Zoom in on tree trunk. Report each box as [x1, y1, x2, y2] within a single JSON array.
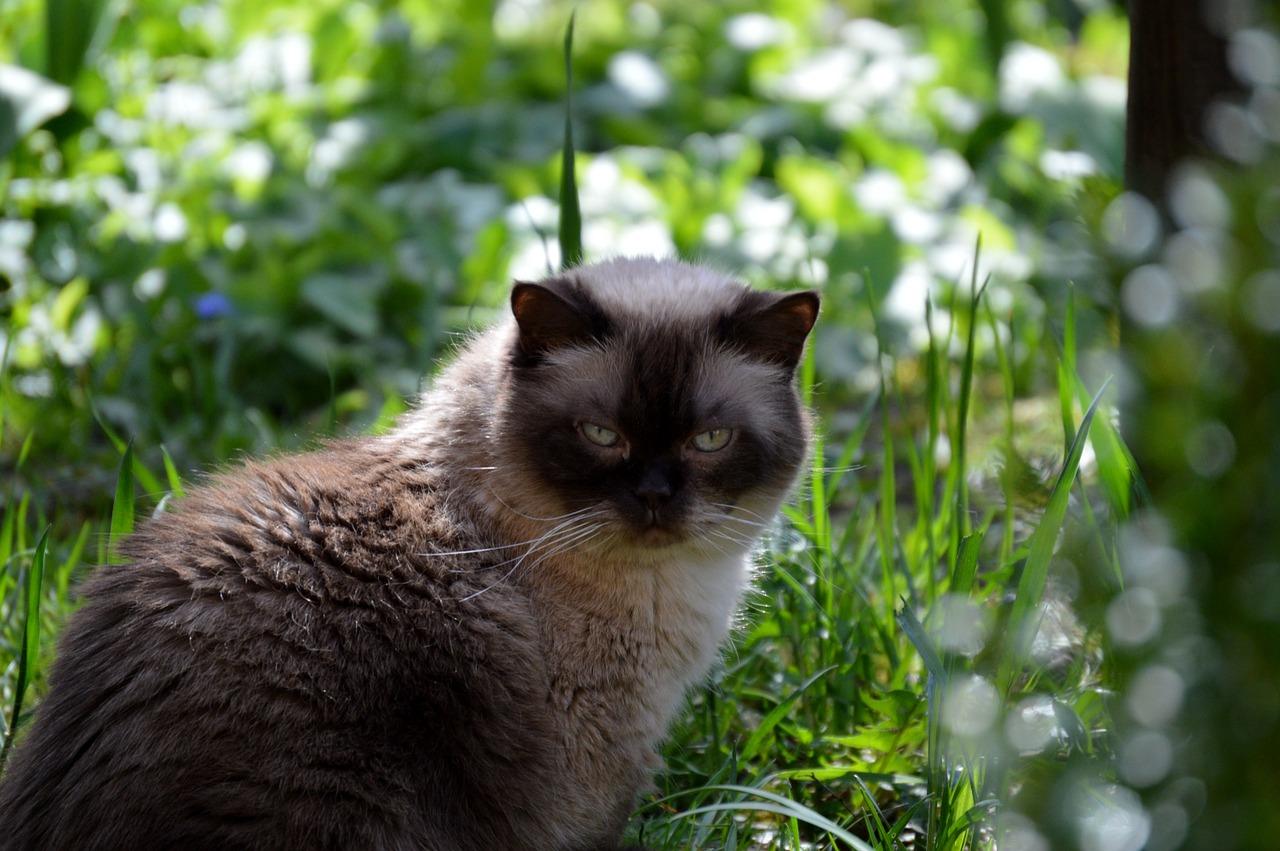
[[1122, 3, 1280, 849], [1124, 0, 1241, 213]]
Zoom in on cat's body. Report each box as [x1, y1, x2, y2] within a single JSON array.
[[0, 258, 818, 850]]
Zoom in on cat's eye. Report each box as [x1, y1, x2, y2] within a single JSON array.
[[691, 428, 733, 452], [580, 422, 621, 447]]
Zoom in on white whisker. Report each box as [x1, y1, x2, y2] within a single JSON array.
[[419, 505, 603, 561], [458, 510, 611, 601]]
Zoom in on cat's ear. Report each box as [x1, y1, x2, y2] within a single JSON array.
[[726, 290, 820, 370], [511, 281, 602, 358]]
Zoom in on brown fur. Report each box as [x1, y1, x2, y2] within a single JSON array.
[[0, 258, 818, 850]]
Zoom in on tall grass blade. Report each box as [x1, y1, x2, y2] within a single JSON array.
[[0, 335, 9, 444], [558, 12, 583, 269], [0, 500, 15, 578], [897, 601, 946, 686], [109, 441, 136, 564], [987, 304, 1017, 565], [160, 445, 186, 500], [1079, 409, 1133, 520], [45, 0, 113, 85], [1057, 287, 1078, 448], [1, 527, 47, 769], [739, 666, 833, 762], [669, 785, 875, 851], [56, 520, 91, 598], [951, 531, 983, 597], [801, 345, 829, 551], [897, 601, 946, 847], [865, 279, 902, 616], [91, 402, 164, 497], [999, 378, 1112, 691], [951, 240, 988, 545], [920, 296, 941, 585]]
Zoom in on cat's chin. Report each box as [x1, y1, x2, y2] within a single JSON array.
[[623, 524, 687, 550]]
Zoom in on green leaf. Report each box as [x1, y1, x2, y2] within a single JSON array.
[[557, 12, 582, 270]]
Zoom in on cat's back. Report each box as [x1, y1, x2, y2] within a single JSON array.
[[0, 442, 553, 850]]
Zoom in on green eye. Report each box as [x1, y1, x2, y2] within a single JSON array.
[[691, 428, 733, 452], [581, 422, 621, 447]]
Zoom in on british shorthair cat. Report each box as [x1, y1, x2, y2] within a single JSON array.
[[0, 257, 819, 850]]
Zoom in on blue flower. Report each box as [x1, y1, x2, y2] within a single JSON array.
[[194, 292, 234, 320]]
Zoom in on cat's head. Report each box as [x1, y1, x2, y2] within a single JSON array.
[[493, 258, 818, 562]]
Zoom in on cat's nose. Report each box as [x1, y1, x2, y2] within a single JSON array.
[[634, 465, 675, 512]]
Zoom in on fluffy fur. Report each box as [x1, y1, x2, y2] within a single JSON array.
[[0, 257, 818, 850]]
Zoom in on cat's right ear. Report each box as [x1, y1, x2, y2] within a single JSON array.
[[511, 281, 603, 359]]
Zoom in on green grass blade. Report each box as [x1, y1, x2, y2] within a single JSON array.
[[920, 296, 941, 582], [0, 499, 15, 577], [160, 444, 186, 500], [897, 601, 947, 686], [951, 243, 988, 545], [91, 403, 164, 496], [57, 520, 91, 598], [801, 344, 830, 551], [999, 378, 1113, 691], [671, 785, 876, 851], [1058, 286, 1078, 448], [1, 527, 47, 769], [558, 12, 583, 269], [109, 440, 136, 564], [987, 304, 1017, 565], [740, 666, 833, 762], [0, 335, 9, 445], [951, 531, 983, 596], [45, 0, 111, 85], [16, 430, 35, 469]]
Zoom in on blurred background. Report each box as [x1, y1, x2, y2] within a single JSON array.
[[2, 0, 1279, 848]]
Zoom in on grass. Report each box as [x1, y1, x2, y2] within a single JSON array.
[[623, 258, 1131, 847], [0, 6, 1139, 850], [0, 181, 1132, 851]]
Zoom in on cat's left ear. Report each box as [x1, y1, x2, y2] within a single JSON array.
[[511, 280, 604, 359], [729, 291, 820, 371]]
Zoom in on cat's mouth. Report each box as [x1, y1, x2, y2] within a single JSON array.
[[631, 523, 684, 548], [624, 510, 690, 549]]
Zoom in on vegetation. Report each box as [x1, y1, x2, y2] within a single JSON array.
[[2, 0, 1276, 848]]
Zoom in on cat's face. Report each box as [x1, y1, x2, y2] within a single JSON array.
[[494, 259, 818, 560]]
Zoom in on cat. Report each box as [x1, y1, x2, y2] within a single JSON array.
[[0, 256, 819, 850]]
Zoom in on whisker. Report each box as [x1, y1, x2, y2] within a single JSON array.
[[459, 512, 610, 601], [706, 502, 771, 524], [811, 464, 864, 474], [485, 489, 604, 523], [421, 506, 604, 560]]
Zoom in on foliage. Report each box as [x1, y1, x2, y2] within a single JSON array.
[[7, 0, 1246, 849]]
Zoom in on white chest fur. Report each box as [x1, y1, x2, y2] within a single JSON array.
[[538, 547, 752, 740]]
